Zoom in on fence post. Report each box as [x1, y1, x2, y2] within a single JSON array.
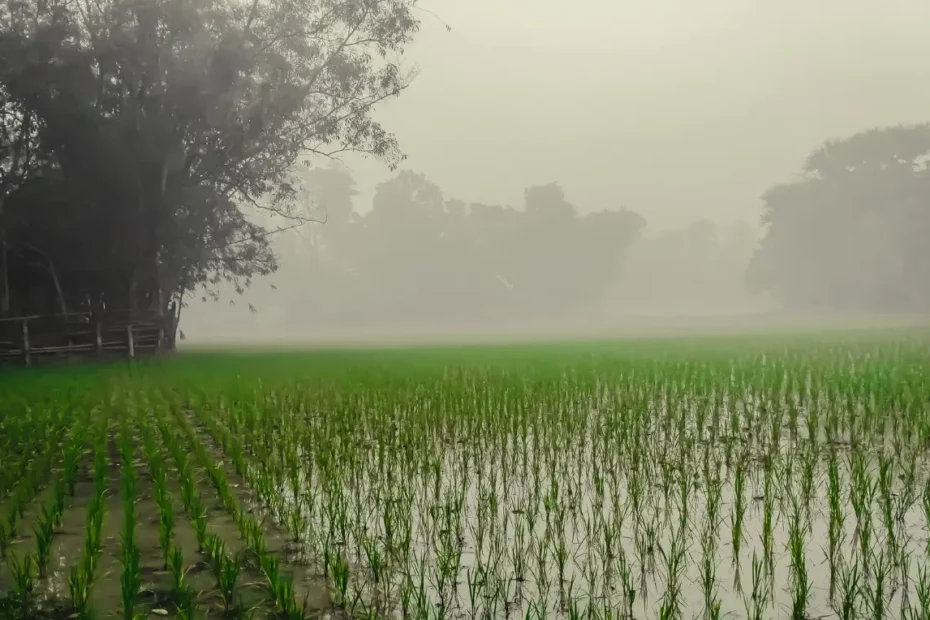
[[126, 324, 135, 359], [157, 320, 165, 353], [95, 318, 103, 358], [21, 318, 30, 366]]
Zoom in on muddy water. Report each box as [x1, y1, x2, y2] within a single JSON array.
[[0, 481, 58, 601], [2, 426, 331, 618], [9, 421, 925, 619], [42, 478, 95, 607], [244, 432, 930, 620], [190, 418, 332, 614]]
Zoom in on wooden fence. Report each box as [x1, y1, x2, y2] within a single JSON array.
[[0, 310, 174, 366]]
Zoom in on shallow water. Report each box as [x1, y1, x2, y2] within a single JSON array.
[[209, 392, 930, 620]]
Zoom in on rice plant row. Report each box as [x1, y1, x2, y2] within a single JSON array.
[[2, 331, 930, 620]]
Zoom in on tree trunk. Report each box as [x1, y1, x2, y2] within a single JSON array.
[[25, 242, 69, 315], [0, 113, 32, 317], [167, 287, 184, 350], [0, 224, 9, 316]]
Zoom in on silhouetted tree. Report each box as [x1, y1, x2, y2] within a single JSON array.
[[0, 0, 420, 328], [748, 124, 930, 313]]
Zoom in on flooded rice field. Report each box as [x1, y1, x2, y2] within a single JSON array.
[[1, 332, 929, 619]]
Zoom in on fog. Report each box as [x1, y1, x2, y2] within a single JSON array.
[[183, 0, 930, 344]]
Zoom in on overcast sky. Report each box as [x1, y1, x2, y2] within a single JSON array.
[[338, 0, 930, 234], [184, 0, 930, 337]]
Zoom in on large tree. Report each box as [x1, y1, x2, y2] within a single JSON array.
[[748, 124, 930, 313], [0, 0, 420, 324]]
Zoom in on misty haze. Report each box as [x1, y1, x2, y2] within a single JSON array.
[[166, 0, 930, 344], [2, 2, 930, 620]]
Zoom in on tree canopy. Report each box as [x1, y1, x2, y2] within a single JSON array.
[[0, 0, 419, 322], [749, 124, 930, 313]]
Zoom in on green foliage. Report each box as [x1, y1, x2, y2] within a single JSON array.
[[0, 0, 421, 316]]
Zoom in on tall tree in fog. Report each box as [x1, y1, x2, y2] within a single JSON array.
[[0, 0, 419, 320], [511, 183, 644, 312], [748, 124, 930, 312]]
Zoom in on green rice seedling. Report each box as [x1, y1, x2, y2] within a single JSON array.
[[466, 566, 487, 620], [850, 456, 877, 577], [178, 462, 195, 511], [0, 517, 11, 560], [174, 586, 198, 620], [787, 493, 812, 620], [800, 443, 818, 522], [731, 451, 747, 565], [914, 563, 930, 620], [704, 467, 723, 538], [868, 548, 889, 620], [657, 528, 687, 620], [216, 550, 243, 613], [435, 542, 461, 607], [32, 503, 56, 578], [156, 496, 175, 570], [288, 502, 309, 543], [191, 499, 209, 551], [565, 585, 584, 620], [837, 559, 861, 620], [8, 551, 37, 615], [761, 486, 775, 572], [526, 597, 547, 620], [658, 457, 674, 523], [550, 521, 571, 592], [119, 532, 142, 620], [67, 431, 108, 616], [826, 448, 846, 601], [84, 503, 104, 576], [921, 476, 930, 553], [167, 545, 190, 601], [743, 551, 768, 620], [582, 553, 602, 604], [119, 444, 142, 620], [50, 476, 67, 524], [278, 574, 302, 619], [850, 450, 868, 516], [68, 561, 92, 619], [899, 450, 919, 514], [63, 438, 82, 496], [860, 489, 876, 579], [878, 452, 898, 563], [512, 519, 528, 584], [805, 399, 820, 449], [361, 534, 386, 587], [240, 515, 267, 557], [530, 532, 552, 600], [261, 551, 303, 617], [698, 530, 719, 620], [400, 572, 416, 620], [899, 546, 913, 616], [204, 532, 225, 567]]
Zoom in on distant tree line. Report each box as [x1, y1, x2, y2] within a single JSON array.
[[273, 124, 930, 328], [273, 169, 646, 327], [255, 167, 757, 331]]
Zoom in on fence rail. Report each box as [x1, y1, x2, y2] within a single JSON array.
[[0, 310, 174, 366]]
